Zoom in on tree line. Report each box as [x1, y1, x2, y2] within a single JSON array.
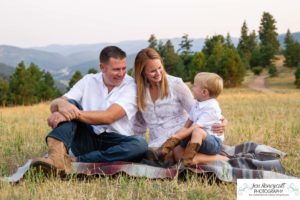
[[0, 63, 99, 106], [140, 12, 300, 87], [1, 12, 300, 106], [0, 61, 61, 106]]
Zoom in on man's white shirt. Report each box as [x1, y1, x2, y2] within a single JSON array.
[[64, 73, 137, 136]]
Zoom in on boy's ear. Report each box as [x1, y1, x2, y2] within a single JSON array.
[[203, 89, 209, 96]]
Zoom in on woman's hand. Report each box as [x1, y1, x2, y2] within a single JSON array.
[[211, 117, 228, 136]]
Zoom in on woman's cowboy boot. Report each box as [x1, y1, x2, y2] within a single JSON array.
[[183, 143, 200, 166], [31, 137, 72, 175], [158, 137, 180, 160]]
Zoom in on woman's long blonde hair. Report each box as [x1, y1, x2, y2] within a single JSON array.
[[133, 48, 169, 112]]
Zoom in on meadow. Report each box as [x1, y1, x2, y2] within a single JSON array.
[[0, 67, 299, 199]]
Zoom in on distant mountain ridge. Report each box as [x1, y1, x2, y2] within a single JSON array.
[[32, 38, 208, 57], [278, 32, 300, 47], [0, 32, 299, 83], [0, 38, 210, 81], [0, 45, 70, 71], [31, 32, 300, 56], [0, 62, 14, 79]]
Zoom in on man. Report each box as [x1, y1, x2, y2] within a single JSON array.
[[32, 46, 148, 174]]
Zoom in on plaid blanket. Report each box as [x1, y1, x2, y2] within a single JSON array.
[[2, 142, 297, 183]]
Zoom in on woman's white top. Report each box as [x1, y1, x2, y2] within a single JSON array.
[[133, 75, 194, 148]]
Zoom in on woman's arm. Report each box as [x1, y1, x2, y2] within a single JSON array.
[[132, 111, 147, 136]]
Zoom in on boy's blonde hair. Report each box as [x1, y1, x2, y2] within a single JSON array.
[[194, 72, 223, 98]]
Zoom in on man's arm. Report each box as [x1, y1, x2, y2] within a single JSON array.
[[50, 97, 66, 113], [76, 104, 126, 125], [47, 112, 67, 129], [50, 97, 81, 120]]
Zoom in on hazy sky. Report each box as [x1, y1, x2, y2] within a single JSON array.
[[0, 0, 299, 47]]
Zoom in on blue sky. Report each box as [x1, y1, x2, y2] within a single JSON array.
[[0, 0, 299, 47]]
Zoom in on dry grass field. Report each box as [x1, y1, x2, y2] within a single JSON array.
[[0, 67, 299, 199]]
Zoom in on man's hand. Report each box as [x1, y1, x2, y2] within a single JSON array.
[[57, 100, 81, 121], [47, 112, 68, 129], [211, 117, 228, 136]]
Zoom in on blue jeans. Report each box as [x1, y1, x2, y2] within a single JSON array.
[[46, 99, 148, 163], [180, 133, 222, 155]]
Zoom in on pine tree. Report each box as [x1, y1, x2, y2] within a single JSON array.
[[87, 68, 98, 74], [68, 71, 83, 90], [284, 29, 300, 67], [162, 40, 185, 79], [249, 46, 261, 67], [127, 68, 133, 76], [148, 34, 158, 51], [202, 35, 246, 87], [219, 48, 246, 87], [295, 64, 300, 88], [258, 12, 280, 67], [237, 21, 249, 54], [157, 40, 166, 57], [178, 34, 193, 55], [39, 72, 61, 100], [7, 61, 60, 105], [248, 31, 259, 68], [190, 52, 206, 81], [8, 61, 27, 104], [26, 62, 43, 104], [225, 33, 235, 49], [238, 22, 250, 65], [0, 79, 9, 106], [238, 21, 259, 68], [202, 35, 225, 57], [284, 29, 295, 67], [248, 31, 258, 54], [178, 34, 194, 80]]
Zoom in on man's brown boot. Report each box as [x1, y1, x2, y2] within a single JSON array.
[[31, 137, 72, 175], [158, 137, 180, 160], [183, 143, 200, 166]]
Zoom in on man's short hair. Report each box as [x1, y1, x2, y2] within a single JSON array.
[[99, 46, 126, 64]]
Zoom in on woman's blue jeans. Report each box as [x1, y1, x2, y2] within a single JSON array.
[[46, 99, 148, 163]]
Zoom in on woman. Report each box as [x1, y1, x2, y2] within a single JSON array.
[[133, 48, 228, 165]]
